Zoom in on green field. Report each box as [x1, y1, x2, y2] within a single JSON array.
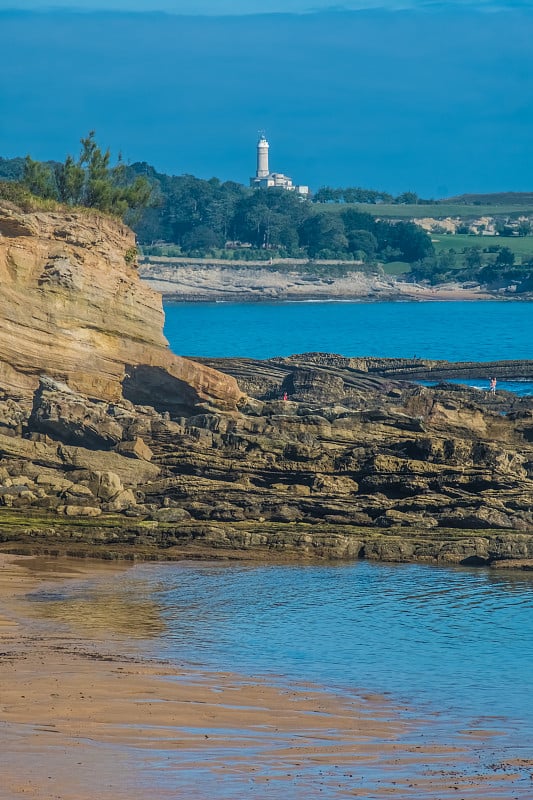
[[382, 261, 411, 275], [321, 203, 533, 219], [432, 233, 533, 262]]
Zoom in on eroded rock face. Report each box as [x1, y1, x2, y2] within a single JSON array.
[[0, 202, 242, 408], [29, 378, 127, 448], [0, 356, 532, 568]]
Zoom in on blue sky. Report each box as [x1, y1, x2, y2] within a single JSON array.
[[3, 1, 532, 11], [1, 5, 532, 196]]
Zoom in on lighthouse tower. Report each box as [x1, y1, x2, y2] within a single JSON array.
[[256, 133, 270, 178], [250, 133, 309, 195]]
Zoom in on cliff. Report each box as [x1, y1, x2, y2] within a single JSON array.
[[0, 202, 242, 408], [139, 258, 495, 303]]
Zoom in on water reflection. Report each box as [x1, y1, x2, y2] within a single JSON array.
[[26, 580, 166, 638], [19, 557, 533, 747], [115, 559, 533, 739]]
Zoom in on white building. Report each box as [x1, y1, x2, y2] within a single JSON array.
[[250, 134, 309, 196]]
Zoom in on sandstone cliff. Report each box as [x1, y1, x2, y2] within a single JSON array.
[[0, 202, 242, 408]]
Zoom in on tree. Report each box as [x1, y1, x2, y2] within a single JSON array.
[[495, 219, 514, 237], [494, 246, 515, 268], [181, 224, 222, 254], [232, 188, 308, 253], [313, 186, 342, 204], [395, 191, 419, 205], [299, 213, 348, 257], [347, 229, 378, 260], [341, 207, 376, 234], [55, 155, 85, 205], [22, 156, 56, 199], [376, 220, 433, 262], [22, 133, 151, 219], [0, 156, 25, 181], [464, 247, 482, 269], [409, 253, 452, 285]]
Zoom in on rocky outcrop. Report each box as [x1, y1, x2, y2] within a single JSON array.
[[138, 259, 497, 302], [200, 352, 533, 391], [0, 201, 531, 568], [0, 356, 532, 569], [0, 202, 242, 408], [350, 356, 533, 382]]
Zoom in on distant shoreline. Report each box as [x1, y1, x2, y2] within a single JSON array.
[[139, 262, 519, 304]]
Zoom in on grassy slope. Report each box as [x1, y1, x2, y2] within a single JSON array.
[[432, 233, 533, 263], [318, 202, 533, 270]]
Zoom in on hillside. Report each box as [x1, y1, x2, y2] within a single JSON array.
[[446, 192, 533, 206]]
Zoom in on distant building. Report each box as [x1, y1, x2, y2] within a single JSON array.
[[250, 134, 309, 196]]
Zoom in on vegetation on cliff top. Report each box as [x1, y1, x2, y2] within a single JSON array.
[[0, 132, 151, 220], [0, 148, 433, 264]]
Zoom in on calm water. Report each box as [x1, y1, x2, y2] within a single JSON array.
[[164, 300, 533, 362], [29, 559, 533, 751]]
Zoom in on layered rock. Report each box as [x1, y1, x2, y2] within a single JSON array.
[[0, 358, 532, 568], [0, 201, 242, 408]]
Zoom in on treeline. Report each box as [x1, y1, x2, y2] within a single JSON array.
[[0, 134, 150, 218], [313, 187, 428, 205], [125, 163, 432, 262], [0, 144, 433, 263]]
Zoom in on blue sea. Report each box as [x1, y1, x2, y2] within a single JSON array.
[[27, 558, 533, 798], [164, 300, 532, 363], [164, 300, 533, 395]]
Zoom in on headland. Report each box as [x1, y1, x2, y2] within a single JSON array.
[[139, 258, 500, 303], [0, 199, 532, 569]]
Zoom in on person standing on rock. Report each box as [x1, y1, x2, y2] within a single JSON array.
[[490, 377, 497, 394]]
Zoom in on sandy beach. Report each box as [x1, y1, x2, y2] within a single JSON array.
[[1, 554, 532, 799]]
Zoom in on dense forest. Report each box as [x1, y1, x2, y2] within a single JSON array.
[[123, 162, 433, 263]]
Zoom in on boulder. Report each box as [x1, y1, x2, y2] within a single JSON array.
[[312, 475, 358, 495], [150, 507, 191, 523], [88, 470, 124, 501], [29, 379, 126, 448], [105, 489, 137, 512], [115, 436, 153, 461], [282, 368, 345, 403], [57, 505, 102, 517]]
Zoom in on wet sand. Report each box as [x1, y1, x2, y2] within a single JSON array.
[[1, 554, 531, 799]]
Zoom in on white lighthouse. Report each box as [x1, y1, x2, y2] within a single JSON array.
[[256, 133, 270, 178], [250, 133, 309, 196]]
